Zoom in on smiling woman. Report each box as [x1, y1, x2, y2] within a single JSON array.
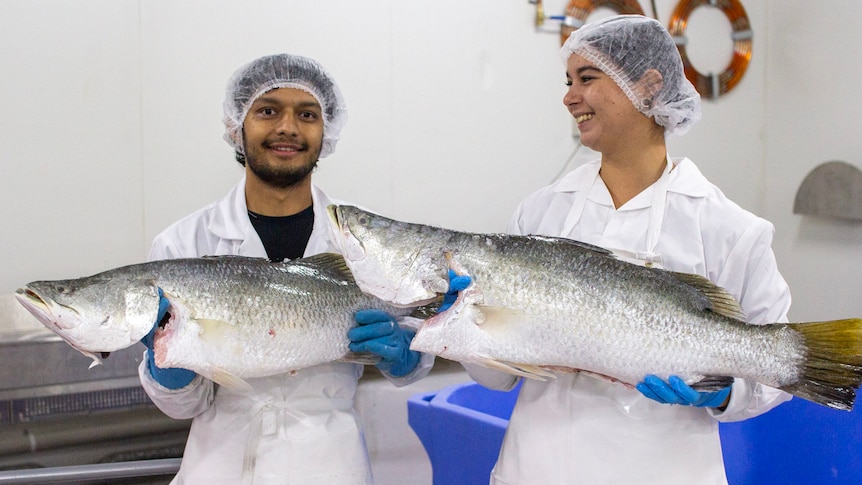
[[561, 15, 699, 208], [564, 54, 666, 189], [456, 15, 796, 485]]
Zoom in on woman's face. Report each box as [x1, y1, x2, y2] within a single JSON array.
[[563, 54, 656, 153]]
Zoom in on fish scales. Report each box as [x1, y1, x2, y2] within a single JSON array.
[[15, 254, 414, 389], [437, 233, 805, 387], [327, 204, 862, 410]]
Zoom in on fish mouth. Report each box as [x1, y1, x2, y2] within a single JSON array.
[[326, 204, 341, 229], [15, 287, 108, 363], [15, 287, 55, 327], [326, 205, 346, 252], [15, 287, 83, 330], [326, 205, 367, 262]]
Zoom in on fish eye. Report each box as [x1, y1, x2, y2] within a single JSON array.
[[358, 216, 368, 226], [57, 286, 70, 294]]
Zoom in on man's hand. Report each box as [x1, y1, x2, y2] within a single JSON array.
[[348, 309, 420, 377]]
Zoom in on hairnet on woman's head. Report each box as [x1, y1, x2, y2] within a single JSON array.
[[561, 15, 701, 136], [223, 53, 347, 160]]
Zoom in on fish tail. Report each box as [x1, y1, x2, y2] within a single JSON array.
[[782, 318, 862, 411]]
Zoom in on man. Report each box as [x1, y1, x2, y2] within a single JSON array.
[[137, 53, 431, 484]]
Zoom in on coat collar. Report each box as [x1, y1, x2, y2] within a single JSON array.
[[552, 157, 709, 199], [208, 175, 253, 242], [206, 175, 339, 256]]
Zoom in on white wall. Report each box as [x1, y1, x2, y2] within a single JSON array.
[[1, 1, 859, 322], [764, 2, 862, 322], [2, 1, 143, 287]]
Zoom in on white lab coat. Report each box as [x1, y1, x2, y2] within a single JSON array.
[[138, 176, 432, 485], [466, 158, 793, 485]]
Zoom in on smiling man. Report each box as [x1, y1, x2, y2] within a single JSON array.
[[139, 54, 432, 484]]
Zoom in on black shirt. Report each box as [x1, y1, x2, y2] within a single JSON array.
[[247, 205, 314, 262]]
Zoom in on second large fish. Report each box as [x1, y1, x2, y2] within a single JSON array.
[[15, 254, 421, 389], [327, 204, 862, 410]]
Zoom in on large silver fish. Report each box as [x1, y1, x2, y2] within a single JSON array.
[[327, 204, 862, 410], [15, 254, 420, 390]]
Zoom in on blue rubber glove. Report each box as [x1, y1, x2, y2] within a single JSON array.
[[636, 375, 731, 408], [439, 270, 472, 312], [141, 288, 196, 389], [348, 309, 420, 377]]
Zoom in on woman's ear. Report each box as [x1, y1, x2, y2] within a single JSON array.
[[637, 69, 664, 105]]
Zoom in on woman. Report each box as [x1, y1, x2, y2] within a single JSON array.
[[464, 15, 792, 484]]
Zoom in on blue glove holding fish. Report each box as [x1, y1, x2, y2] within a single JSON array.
[[439, 270, 472, 312], [141, 288, 197, 389], [636, 375, 731, 408], [349, 309, 420, 377]]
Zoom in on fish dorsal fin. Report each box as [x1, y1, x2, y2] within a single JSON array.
[[523, 234, 614, 256], [200, 254, 248, 260], [668, 272, 746, 321], [293, 253, 356, 284]]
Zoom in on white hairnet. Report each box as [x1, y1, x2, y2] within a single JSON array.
[[223, 53, 347, 159], [561, 15, 701, 136]]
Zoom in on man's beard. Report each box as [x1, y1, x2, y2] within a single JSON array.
[[244, 141, 320, 189], [247, 156, 318, 188]]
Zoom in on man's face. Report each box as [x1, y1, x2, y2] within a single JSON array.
[[242, 87, 324, 188]]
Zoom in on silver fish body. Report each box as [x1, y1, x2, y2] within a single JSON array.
[[327, 204, 862, 410], [15, 254, 413, 388]]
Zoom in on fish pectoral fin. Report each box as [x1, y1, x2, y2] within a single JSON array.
[[477, 356, 554, 381], [689, 375, 735, 392], [339, 352, 383, 366], [195, 319, 234, 343], [209, 368, 253, 393], [475, 305, 528, 329]]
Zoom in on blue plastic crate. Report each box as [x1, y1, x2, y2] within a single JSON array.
[[719, 397, 862, 484], [409, 381, 862, 485], [407, 381, 521, 485]]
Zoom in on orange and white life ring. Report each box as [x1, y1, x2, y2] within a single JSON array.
[[668, 0, 753, 99], [560, 0, 645, 45]]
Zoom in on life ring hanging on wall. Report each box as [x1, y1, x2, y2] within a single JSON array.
[[560, 0, 645, 45], [668, 0, 753, 99]]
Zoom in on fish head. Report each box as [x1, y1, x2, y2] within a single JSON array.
[[327, 204, 450, 306], [15, 274, 161, 364]]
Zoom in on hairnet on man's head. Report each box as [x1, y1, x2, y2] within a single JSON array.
[[561, 15, 701, 136], [223, 53, 347, 160]]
